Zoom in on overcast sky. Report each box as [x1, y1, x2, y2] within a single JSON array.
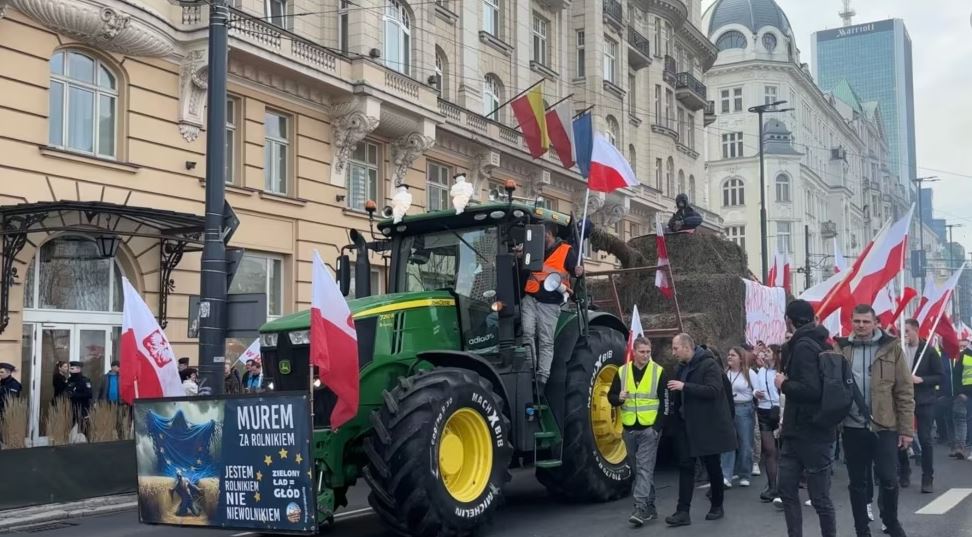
[[702, 0, 972, 260]]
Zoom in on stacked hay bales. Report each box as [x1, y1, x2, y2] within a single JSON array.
[[589, 228, 751, 362]]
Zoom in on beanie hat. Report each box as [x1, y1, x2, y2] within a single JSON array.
[[785, 299, 815, 328]]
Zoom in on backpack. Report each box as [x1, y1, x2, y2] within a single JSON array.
[[812, 350, 857, 427]]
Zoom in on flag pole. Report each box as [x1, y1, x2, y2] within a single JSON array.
[[578, 188, 591, 268], [486, 78, 545, 120], [573, 104, 595, 120], [913, 289, 953, 375], [511, 94, 575, 132]]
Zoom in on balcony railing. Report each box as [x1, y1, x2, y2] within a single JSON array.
[[663, 55, 677, 85], [627, 26, 650, 69], [227, 7, 338, 75], [674, 71, 707, 111], [603, 0, 622, 26]]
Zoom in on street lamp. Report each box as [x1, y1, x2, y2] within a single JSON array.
[[912, 175, 939, 292], [748, 100, 794, 283]]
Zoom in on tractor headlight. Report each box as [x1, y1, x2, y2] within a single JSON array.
[[288, 330, 311, 345], [260, 333, 278, 347]]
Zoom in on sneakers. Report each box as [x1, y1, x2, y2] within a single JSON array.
[[665, 511, 691, 527], [705, 506, 725, 520], [867, 503, 874, 521], [739, 478, 751, 487], [628, 508, 645, 527], [759, 488, 777, 502], [723, 478, 733, 489], [752, 463, 761, 476], [772, 497, 783, 511], [804, 499, 812, 506], [921, 475, 934, 494]]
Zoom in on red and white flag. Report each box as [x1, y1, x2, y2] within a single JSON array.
[[311, 251, 359, 429], [545, 100, 576, 169], [237, 338, 261, 365], [959, 322, 972, 341], [119, 278, 184, 404], [655, 214, 673, 300], [625, 304, 645, 364], [936, 313, 962, 359], [588, 134, 639, 192], [915, 266, 965, 338], [799, 270, 843, 336], [817, 206, 913, 321], [874, 282, 896, 327], [834, 239, 847, 273], [767, 251, 791, 295]]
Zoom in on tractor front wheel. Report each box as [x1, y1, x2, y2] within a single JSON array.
[[363, 368, 513, 537]]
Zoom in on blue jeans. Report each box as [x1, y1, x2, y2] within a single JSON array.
[[722, 401, 755, 480]]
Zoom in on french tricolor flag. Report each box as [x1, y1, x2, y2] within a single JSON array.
[[587, 134, 639, 193]]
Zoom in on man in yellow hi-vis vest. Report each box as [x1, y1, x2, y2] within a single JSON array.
[[609, 336, 667, 527], [951, 340, 972, 460]]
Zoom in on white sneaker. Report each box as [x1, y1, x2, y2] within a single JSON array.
[[867, 503, 874, 521], [804, 499, 812, 506], [967, 454, 972, 461], [753, 463, 761, 476], [723, 478, 733, 489], [740, 478, 751, 487], [772, 497, 783, 510]]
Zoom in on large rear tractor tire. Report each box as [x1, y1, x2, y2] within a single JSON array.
[[536, 324, 632, 501], [363, 368, 513, 537]]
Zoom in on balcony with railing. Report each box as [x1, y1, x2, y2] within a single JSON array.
[[674, 72, 707, 111], [627, 26, 651, 69], [663, 55, 677, 86], [603, 0, 622, 30]]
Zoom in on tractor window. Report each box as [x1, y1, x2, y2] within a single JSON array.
[[400, 227, 499, 353]]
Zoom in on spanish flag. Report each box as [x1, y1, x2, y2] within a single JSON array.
[[510, 82, 549, 159]]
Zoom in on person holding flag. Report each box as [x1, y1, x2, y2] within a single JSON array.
[[900, 318, 943, 492], [608, 306, 666, 527]]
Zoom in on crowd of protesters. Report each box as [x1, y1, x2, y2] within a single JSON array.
[[614, 299, 971, 537]]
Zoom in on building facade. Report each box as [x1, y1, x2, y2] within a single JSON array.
[[701, 0, 898, 293], [811, 19, 917, 193], [0, 0, 717, 445]]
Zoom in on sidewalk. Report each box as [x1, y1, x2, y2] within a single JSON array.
[[0, 494, 136, 532]]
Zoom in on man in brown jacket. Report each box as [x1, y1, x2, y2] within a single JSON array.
[[837, 304, 914, 537]]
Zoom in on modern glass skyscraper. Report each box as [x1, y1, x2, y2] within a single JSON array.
[[811, 19, 916, 188]]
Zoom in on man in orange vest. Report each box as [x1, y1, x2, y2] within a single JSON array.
[[521, 223, 582, 393]]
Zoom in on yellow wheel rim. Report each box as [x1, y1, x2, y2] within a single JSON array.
[[438, 408, 493, 503], [590, 364, 627, 464]]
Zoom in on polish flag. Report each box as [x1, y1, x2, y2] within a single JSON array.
[[237, 338, 261, 365], [915, 266, 965, 338], [834, 239, 847, 273], [545, 100, 576, 169], [767, 252, 791, 294], [655, 214, 673, 300], [799, 270, 843, 336], [626, 304, 645, 364], [874, 282, 896, 327], [888, 286, 918, 327], [119, 278, 184, 404], [588, 134, 639, 192], [959, 322, 972, 341], [817, 206, 913, 321], [936, 313, 962, 360], [311, 251, 359, 429]]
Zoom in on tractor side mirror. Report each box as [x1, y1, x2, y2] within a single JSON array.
[[523, 224, 545, 272], [336, 254, 351, 297]]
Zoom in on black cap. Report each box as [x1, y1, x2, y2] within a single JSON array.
[[69, 361, 82, 368], [178, 357, 190, 365], [786, 299, 815, 328], [0, 362, 15, 372]]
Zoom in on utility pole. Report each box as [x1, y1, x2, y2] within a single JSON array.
[[946, 223, 963, 317], [912, 176, 938, 294], [197, 0, 230, 394], [804, 224, 812, 289], [748, 100, 793, 283]]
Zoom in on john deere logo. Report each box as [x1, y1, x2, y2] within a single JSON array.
[[279, 360, 292, 375]]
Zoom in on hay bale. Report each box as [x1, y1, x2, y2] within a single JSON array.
[[628, 232, 749, 275]]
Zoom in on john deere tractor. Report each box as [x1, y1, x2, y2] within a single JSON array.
[[258, 193, 632, 536]]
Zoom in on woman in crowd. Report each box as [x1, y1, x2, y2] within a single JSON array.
[[754, 344, 783, 502], [52, 360, 69, 403], [721, 346, 759, 487]]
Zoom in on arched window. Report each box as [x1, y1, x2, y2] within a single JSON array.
[[628, 145, 637, 175], [605, 115, 620, 147], [23, 235, 124, 312], [677, 170, 686, 196], [688, 174, 696, 203], [483, 74, 502, 121], [434, 47, 448, 98], [383, 0, 411, 75], [775, 173, 791, 202], [762, 33, 778, 52], [716, 30, 747, 51], [49, 50, 118, 157], [723, 177, 745, 206], [665, 157, 674, 197]]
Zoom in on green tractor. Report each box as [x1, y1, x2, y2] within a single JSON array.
[[258, 195, 632, 536]]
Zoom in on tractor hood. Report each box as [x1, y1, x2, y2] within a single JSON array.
[[260, 291, 457, 333]]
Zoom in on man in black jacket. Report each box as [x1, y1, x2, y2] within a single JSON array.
[[664, 333, 736, 527], [775, 300, 837, 537], [901, 319, 943, 492], [667, 194, 704, 233]]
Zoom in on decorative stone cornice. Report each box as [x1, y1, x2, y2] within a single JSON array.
[[177, 48, 207, 143], [331, 111, 379, 183], [472, 149, 501, 199], [6, 0, 176, 57], [390, 132, 434, 187]]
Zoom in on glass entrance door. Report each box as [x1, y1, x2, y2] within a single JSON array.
[[29, 324, 115, 443]]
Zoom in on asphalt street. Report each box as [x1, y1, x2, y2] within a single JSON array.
[[8, 444, 972, 537]]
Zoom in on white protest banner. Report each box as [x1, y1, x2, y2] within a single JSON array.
[[236, 338, 261, 365], [742, 278, 787, 345]]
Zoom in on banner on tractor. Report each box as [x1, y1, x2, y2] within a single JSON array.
[[134, 393, 316, 534], [742, 279, 787, 345]]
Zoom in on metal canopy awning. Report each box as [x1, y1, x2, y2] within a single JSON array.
[[0, 201, 207, 333]]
